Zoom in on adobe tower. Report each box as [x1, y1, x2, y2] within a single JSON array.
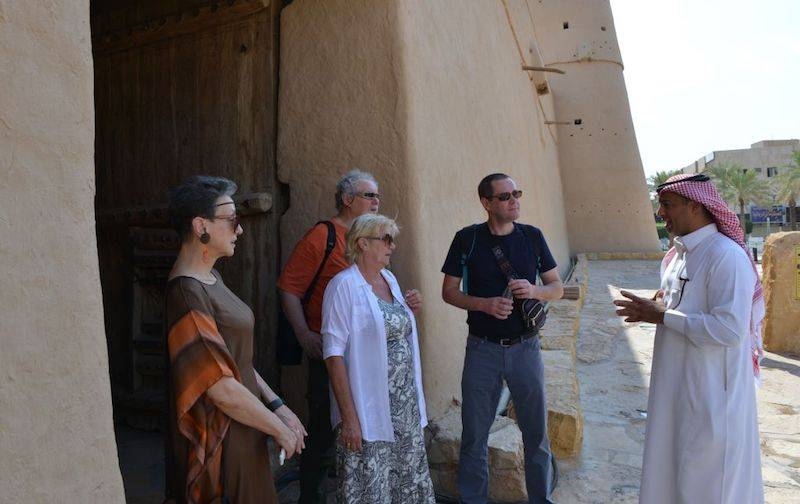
[[531, 0, 659, 253]]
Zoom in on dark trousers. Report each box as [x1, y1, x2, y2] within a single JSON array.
[[298, 358, 335, 504], [458, 335, 555, 504]]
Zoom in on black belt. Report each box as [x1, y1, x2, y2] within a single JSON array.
[[470, 331, 538, 347]]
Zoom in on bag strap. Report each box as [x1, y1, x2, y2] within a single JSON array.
[[460, 224, 479, 294], [491, 224, 542, 282], [301, 220, 336, 306], [490, 244, 520, 281]]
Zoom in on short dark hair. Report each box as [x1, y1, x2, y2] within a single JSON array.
[[169, 175, 238, 241], [478, 173, 510, 200]]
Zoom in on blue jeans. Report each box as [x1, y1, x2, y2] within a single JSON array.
[[458, 334, 554, 504]]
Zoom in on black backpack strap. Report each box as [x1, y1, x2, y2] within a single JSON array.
[[301, 220, 336, 306], [459, 224, 479, 294]]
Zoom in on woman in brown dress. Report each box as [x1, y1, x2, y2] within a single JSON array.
[[165, 175, 306, 504]]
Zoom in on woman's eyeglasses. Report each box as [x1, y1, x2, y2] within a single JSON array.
[[357, 192, 382, 201], [366, 234, 394, 246], [487, 190, 523, 201], [210, 213, 241, 230]]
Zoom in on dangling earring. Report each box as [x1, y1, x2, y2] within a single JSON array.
[[200, 228, 211, 264]]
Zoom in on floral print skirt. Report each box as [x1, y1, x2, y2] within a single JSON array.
[[335, 297, 435, 504]]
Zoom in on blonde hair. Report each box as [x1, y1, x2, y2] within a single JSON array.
[[345, 214, 399, 264]]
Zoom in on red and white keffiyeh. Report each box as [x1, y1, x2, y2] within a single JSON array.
[[658, 173, 765, 379]]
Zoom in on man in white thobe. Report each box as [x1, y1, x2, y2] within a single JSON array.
[[614, 173, 764, 504]]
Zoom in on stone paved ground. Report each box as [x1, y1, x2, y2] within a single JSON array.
[[552, 260, 800, 504]]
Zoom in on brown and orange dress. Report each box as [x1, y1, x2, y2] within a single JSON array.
[[164, 270, 277, 504]]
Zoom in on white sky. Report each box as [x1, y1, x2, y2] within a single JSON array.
[[610, 0, 800, 177]]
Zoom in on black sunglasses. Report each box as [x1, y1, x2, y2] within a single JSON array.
[[487, 190, 523, 201], [656, 174, 709, 192], [366, 234, 394, 246], [356, 192, 382, 200]]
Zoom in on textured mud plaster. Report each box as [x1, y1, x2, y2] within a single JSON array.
[[762, 232, 800, 355], [279, 0, 574, 417], [398, 0, 573, 417], [0, 1, 125, 502], [278, 0, 409, 260]]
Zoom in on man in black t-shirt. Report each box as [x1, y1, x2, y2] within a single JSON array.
[[441, 173, 563, 504]]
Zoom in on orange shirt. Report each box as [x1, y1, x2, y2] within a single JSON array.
[[277, 220, 349, 333]]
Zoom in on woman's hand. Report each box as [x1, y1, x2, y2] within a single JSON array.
[[404, 289, 423, 313], [275, 405, 307, 454], [340, 417, 363, 453], [275, 424, 300, 459]]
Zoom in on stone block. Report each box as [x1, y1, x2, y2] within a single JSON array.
[[547, 298, 581, 318], [542, 350, 583, 457], [539, 326, 577, 354], [762, 232, 800, 355], [487, 418, 527, 502], [426, 406, 461, 500], [425, 406, 461, 466], [540, 299, 581, 355], [426, 409, 529, 502]]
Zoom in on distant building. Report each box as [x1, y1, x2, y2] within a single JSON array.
[[681, 139, 800, 234], [682, 139, 800, 180]]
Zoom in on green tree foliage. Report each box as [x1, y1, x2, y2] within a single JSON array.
[[775, 150, 800, 231], [708, 163, 773, 236], [647, 169, 683, 192]]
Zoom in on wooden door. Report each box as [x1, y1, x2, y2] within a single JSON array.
[[91, 0, 285, 426]]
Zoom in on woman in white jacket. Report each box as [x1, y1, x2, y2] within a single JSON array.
[[321, 213, 434, 504]]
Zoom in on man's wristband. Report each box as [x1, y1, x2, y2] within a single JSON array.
[[267, 398, 284, 412]]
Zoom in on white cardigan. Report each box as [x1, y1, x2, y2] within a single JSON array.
[[321, 263, 428, 441]]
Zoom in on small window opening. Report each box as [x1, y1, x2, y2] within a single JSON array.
[[563, 22, 569, 29]]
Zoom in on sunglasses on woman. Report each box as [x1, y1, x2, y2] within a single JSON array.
[[366, 234, 395, 246]]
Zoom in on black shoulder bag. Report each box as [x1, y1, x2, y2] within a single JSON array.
[[277, 221, 336, 365], [489, 229, 547, 332]]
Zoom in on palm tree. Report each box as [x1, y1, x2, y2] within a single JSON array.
[[708, 163, 773, 237], [775, 151, 800, 231], [647, 169, 683, 192]]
